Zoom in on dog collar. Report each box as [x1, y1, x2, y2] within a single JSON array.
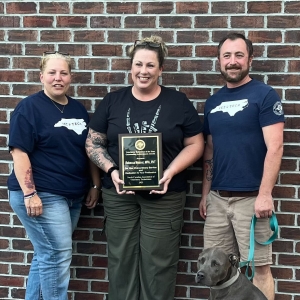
[[210, 269, 240, 290]]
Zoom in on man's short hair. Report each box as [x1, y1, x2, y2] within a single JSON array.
[[217, 32, 253, 58]]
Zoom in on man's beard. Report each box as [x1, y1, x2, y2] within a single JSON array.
[[220, 66, 250, 83]]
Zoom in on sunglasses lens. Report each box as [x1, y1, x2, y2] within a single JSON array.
[[134, 40, 160, 48], [134, 40, 144, 47], [43, 51, 69, 56], [59, 52, 69, 56], [149, 42, 160, 48]]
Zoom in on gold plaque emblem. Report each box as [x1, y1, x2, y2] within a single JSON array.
[[135, 139, 145, 150]]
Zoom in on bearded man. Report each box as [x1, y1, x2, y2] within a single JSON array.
[[199, 32, 285, 300]]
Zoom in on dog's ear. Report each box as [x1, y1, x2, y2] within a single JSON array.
[[228, 254, 239, 268]]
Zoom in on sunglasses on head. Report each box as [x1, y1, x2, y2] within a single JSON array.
[[134, 40, 161, 49], [43, 51, 70, 56]]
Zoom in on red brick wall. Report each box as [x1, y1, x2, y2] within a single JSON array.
[[0, 1, 299, 299]]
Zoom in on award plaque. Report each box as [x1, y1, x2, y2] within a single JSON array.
[[118, 133, 163, 190]]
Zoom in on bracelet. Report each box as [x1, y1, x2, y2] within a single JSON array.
[[24, 190, 37, 200], [107, 166, 119, 178], [93, 185, 101, 191]]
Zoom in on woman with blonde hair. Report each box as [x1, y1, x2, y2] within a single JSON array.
[[8, 51, 100, 300], [86, 36, 204, 300]]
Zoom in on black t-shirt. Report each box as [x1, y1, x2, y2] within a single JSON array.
[[89, 86, 203, 192]]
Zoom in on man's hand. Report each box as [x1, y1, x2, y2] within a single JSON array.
[[254, 194, 274, 218], [199, 197, 207, 220]]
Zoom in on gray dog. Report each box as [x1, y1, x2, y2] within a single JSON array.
[[195, 247, 267, 300]]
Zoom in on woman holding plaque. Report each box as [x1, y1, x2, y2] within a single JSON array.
[[86, 36, 204, 300]]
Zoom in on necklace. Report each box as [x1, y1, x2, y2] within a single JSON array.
[[50, 99, 65, 113]]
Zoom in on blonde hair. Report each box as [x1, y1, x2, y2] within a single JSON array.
[[40, 52, 72, 73], [127, 35, 168, 68]]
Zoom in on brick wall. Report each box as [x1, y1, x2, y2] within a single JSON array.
[[0, 1, 299, 299]]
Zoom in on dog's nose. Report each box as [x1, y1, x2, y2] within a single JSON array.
[[195, 271, 205, 283]]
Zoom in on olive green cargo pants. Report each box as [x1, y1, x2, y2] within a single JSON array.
[[102, 187, 186, 300]]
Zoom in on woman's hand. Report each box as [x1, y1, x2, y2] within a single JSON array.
[[25, 194, 43, 217], [149, 168, 173, 194], [111, 170, 135, 195], [10, 148, 43, 217], [85, 187, 100, 209]]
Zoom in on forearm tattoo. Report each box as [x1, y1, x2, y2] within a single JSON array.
[[25, 168, 35, 189], [85, 129, 115, 171], [205, 158, 213, 181]]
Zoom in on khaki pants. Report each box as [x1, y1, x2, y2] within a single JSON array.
[[102, 187, 186, 300], [204, 190, 272, 265]]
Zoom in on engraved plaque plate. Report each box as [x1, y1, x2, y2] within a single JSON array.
[[118, 133, 163, 190]]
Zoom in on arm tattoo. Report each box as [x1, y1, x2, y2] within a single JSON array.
[[205, 158, 213, 181], [24, 168, 35, 189], [85, 128, 115, 171]]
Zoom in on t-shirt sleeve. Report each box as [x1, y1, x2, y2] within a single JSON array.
[[183, 95, 203, 137], [259, 89, 285, 127], [9, 112, 36, 153], [88, 95, 109, 133]]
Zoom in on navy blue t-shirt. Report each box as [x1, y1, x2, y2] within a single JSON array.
[[203, 79, 285, 191], [89, 86, 203, 192], [8, 91, 90, 198]]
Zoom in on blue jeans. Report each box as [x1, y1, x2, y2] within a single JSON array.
[[9, 190, 83, 300]]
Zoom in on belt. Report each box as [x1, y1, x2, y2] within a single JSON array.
[[214, 190, 259, 197]]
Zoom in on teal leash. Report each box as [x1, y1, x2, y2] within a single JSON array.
[[239, 212, 278, 280]]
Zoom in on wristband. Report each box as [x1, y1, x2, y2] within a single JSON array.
[[93, 185, 101, 191], [24, 190, 37, 200], [107, 166, 119, 178]]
